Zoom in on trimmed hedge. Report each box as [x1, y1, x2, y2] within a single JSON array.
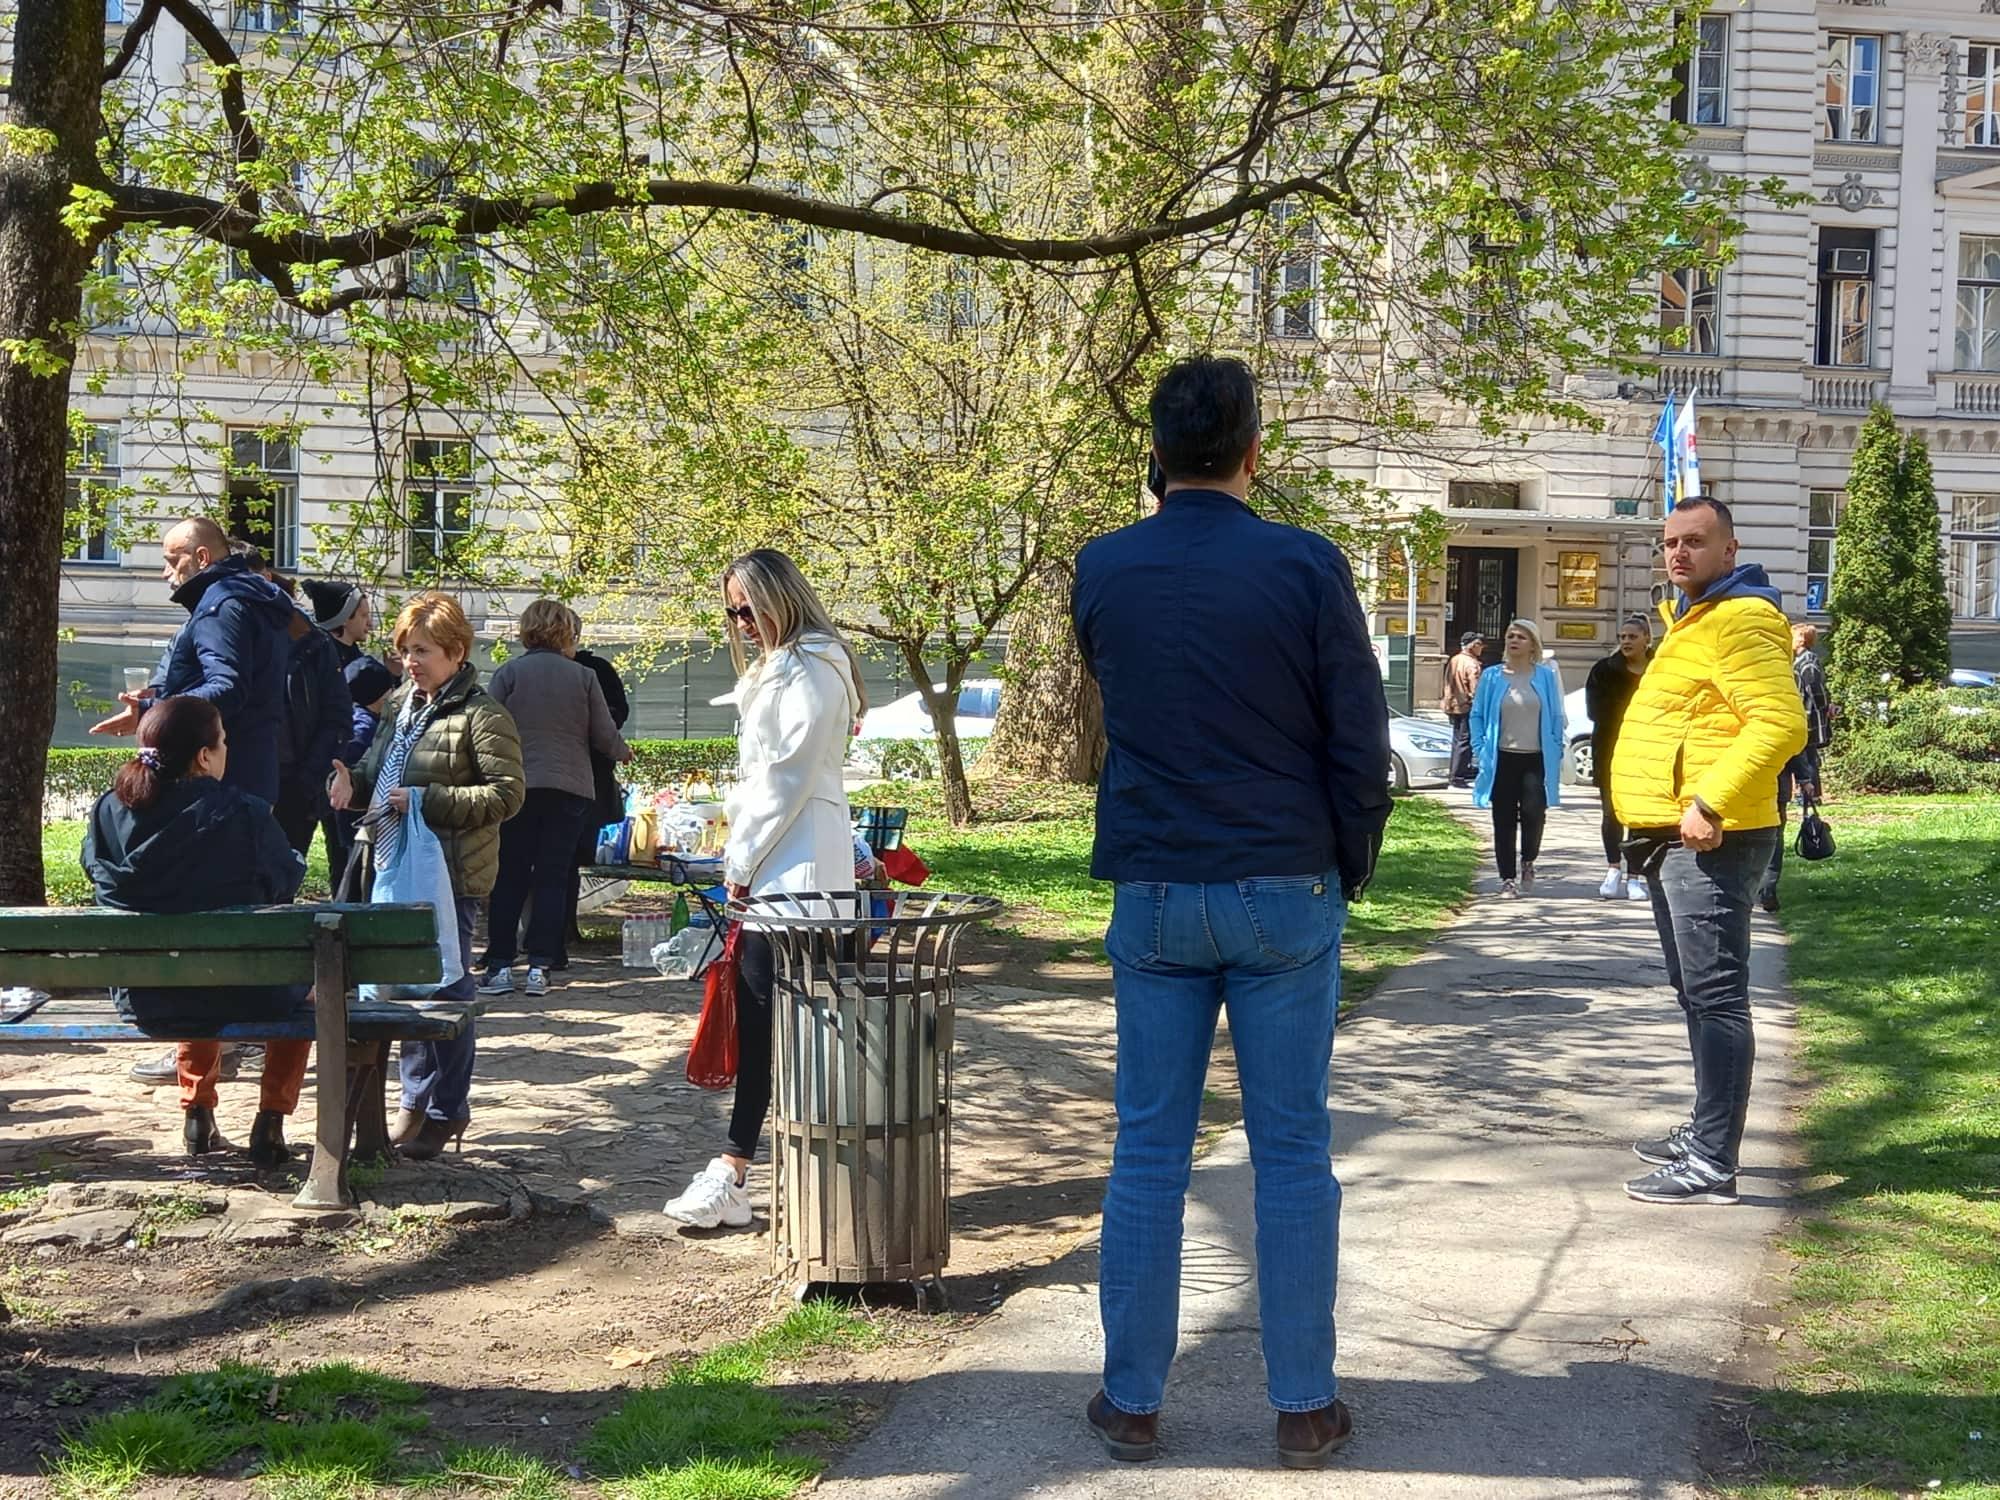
[[45, 749, 130, 808], [1825, 689, 2000, 795], [626, 738, 739, 788]]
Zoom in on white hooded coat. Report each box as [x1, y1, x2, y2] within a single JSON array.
[[724, 633, 861, 898]]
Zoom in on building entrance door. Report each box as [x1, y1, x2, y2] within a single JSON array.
[[1446, 546, 1520, 661]]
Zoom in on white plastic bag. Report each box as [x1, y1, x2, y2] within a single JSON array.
[[652, 924, 719, 982], [360, 786, 463, 1002]]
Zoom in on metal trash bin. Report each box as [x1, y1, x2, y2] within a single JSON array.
[[741, 890, 1000, 1292]]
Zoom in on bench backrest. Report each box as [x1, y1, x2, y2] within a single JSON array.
[[0, 904, 442, 990]]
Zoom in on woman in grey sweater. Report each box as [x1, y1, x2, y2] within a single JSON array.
[[477, 600, 630, 995]]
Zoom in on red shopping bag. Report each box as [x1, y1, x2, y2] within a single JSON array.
[[881, 845, 930, 886], [685, 923, 743, 1090]]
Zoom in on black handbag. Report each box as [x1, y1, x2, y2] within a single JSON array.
[[1795, 791, 1836, 862]]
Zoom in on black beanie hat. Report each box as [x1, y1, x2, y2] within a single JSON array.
[[344, 659, 396, 710], [301, 578, 362, 631]]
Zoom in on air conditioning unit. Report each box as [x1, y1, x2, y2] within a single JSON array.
[[1829, 247, 1872, 277]]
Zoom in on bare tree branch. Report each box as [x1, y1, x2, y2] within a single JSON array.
[[101, 0, 165, 85]]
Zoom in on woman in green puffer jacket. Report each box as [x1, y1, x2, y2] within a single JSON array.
[[330, 593, 524, 1160]]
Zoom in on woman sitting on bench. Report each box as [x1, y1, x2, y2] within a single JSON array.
[[82, 696, 314, 1166]]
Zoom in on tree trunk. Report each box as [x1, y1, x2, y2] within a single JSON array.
[[982, 565, 1104, 784], [0, 4, 102, 905], [900, 644, 975, 828]]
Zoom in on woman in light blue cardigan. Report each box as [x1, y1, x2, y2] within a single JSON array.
[[1469, 619, 1568, 896]]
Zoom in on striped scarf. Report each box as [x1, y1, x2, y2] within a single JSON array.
[[370, 688, 442, 872]]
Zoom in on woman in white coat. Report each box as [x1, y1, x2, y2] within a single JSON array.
[[664, 549, 869, 1230]]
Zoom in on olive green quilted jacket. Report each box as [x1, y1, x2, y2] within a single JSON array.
[[349, 664, 525, 897]]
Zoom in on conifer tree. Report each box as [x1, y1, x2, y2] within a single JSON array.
[[1827, 406, 1953, 717]]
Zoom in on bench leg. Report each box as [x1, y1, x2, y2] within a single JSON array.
[[348, 1040, 391, 1163], [295, 916, 352, 1211]]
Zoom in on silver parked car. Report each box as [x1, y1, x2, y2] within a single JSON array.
[[1389, 709, 1455, 791]]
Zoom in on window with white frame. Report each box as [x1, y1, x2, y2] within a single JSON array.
[[1970, 44, 2000, 147], [1821, 34, 1881, 143], [105, 0, 125, 21], [1659, 266, 1719, 355], [234, 2, 300, 33], [226, 429, 299, 569], [1261, 205, 1318, 339], [1949, 493, 2000, 620], [1671, 16, 1729, 127], [1806, 489, 1842, 614], [66, 424, 120, 565], [1956, 234, 2000, 372], [407, 439, 477, 574], [1815, 228, 1876, 368]]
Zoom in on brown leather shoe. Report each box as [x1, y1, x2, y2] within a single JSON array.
[[1086, 1390, 1159, 1462], [1276, 1399, 1352, 1469]]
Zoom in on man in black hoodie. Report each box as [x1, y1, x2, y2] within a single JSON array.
[[90, 516, 295, 1088], [91, 516, 294, 805]]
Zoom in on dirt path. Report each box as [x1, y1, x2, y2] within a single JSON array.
[[0, 924, 1214, 1490]]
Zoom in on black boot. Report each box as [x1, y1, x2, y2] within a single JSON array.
[[247, 1109, 292, 1168], [183, 1106, 228, 1156]]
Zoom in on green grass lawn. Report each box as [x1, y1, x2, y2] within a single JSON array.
[[42, 820, 332, 907], [1725, 795, 2000, 1499], [50, 1302, 878, 1499], [853, 778, 1478, 1002]]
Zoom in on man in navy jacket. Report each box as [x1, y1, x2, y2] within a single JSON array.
[[1072, 355, 1390, 1470], [91, 516, 292, 805]]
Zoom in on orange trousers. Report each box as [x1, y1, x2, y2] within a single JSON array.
[[177, 1040, 312, 1113]]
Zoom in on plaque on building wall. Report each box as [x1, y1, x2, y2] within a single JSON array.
[[1384, 617, 1431, 636], [1556, 621, 1599, 641], [1556, 552, 1602, 608]]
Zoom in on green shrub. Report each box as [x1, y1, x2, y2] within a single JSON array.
[[45, 749, 130, 808], [1825, 688, 2000, 795], [626, 738, 740, 790]]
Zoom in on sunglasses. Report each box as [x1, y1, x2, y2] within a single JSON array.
[[724, 604, 757, 624]]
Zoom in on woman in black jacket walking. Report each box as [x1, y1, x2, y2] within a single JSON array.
[[1584, 613, 1653, 900], [82, 696, 313, 1165]]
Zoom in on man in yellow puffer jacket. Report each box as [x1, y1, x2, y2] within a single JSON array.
[[1611, 497, 1806, 1208]]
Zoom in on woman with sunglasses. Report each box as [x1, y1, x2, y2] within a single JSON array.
[[663, 550, 870, 1230], [1469, 618, 1567, 897]]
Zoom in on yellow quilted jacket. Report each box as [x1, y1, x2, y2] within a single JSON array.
[[1610, 573, 1806, 832]]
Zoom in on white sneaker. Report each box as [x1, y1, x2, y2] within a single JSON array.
[[1628, 878, 1650, 902], [663, 1157, 753, 1229], [476, 968, 514, 995], [1498, 879, 1519, 899], [1599, 869, 1626, 899], [524, 967, 550, 997]]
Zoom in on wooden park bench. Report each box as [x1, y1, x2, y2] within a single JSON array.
[[0, 904, 468, 1210]]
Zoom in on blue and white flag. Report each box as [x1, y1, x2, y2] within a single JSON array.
[[1671, 393, 1702, 507], [1651, 394, 1679, 514]]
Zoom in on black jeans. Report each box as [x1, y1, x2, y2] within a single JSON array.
[[1448, 713, 1474, 785], [1598, 786, 1627, 870], [481, 788, 591, 971], [1490, 751, 1546, 881], [1760, 770, 1798, 904], [726, 930, 776, 1160], [1648, 829, 1778, 1175]]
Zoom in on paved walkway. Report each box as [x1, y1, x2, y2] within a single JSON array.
[[817, 791, 1799, 1499]]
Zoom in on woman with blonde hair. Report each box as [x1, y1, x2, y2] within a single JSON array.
[[476, 598, 629, 997], [330, 593, 525, 1159], [663, 549, 868, 1229], [1469, 618, 1568, 897]]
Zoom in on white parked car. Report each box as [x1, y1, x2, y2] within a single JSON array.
[[853, 679, 1002, 745], [1563, 686, 1595, 784]]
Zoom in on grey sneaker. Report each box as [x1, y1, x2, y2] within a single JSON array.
[[1519, 861, 1536, 894], [477, 968, 514, 996], [524, 967, 550, 997], [130, 1045, 242, 1086], [1498, 879, 1519, 899], [1633, 1122, 1694, 1167], [1626, 1155, 1739, 1205]]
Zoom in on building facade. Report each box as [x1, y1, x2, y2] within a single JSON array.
[[1311, 0, 2000, 695]]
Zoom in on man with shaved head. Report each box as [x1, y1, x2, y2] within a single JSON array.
[[92, 514, 294, 805]]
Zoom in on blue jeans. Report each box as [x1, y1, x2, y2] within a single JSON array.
[[1100, 875, 1346, 1415], [401, 895, 481, 1123], [1648, 830, 1777, 1175]]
